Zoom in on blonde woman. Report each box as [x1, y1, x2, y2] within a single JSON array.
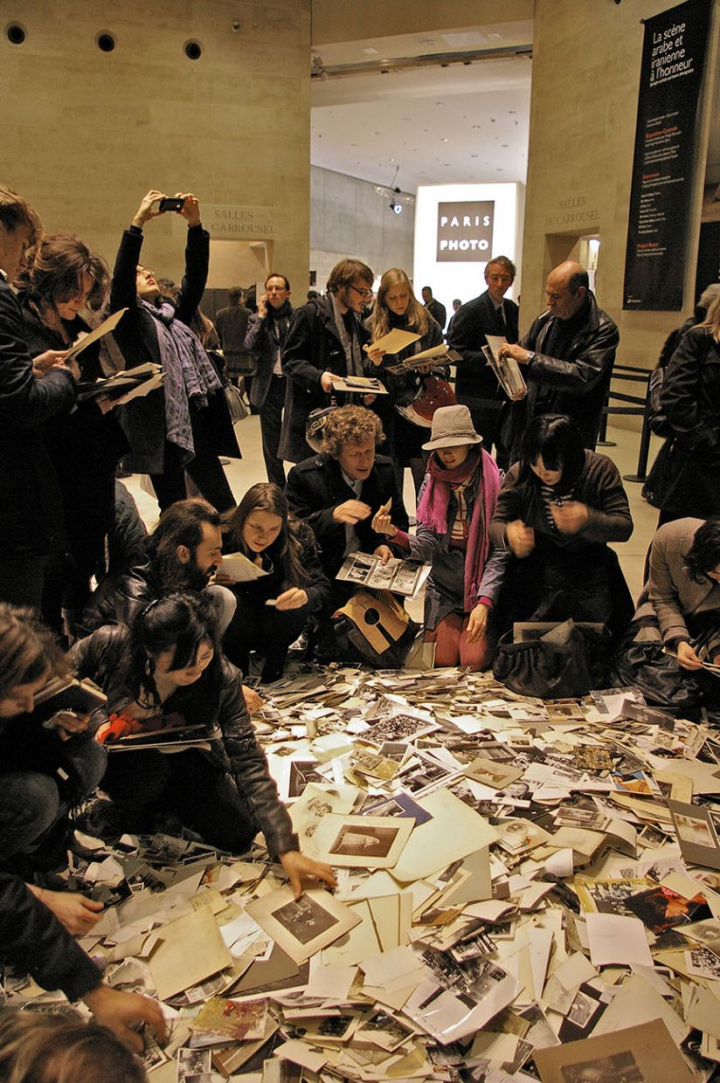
[[366, 268, 444, 500]]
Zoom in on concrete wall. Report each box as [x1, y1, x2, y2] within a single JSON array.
[[310, 166, 414, 290], [1, 0, 311, 296], [522, 0, 720, 432], [311, 0, 533, 44]]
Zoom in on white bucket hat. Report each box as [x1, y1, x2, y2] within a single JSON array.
[[422, 404, 483, 451]]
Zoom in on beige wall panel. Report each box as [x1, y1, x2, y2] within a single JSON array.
[[311, 0, 533, 44], [0, 0, 311, 296], [523, 0, 719, 436]]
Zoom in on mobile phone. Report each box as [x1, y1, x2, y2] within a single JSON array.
[[158, 197, 185, 213]]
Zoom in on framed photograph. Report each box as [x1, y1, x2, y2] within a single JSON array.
[[534, 1018, 695, 1083], [245, 888, 361, 966], [309, 814, 414, 868], [669, 799, 720, 870]]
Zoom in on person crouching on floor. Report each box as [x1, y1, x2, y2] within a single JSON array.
[[221, 483, 331, 683]]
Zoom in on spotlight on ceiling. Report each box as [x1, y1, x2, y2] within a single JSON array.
[[390, 200, 403, 215]]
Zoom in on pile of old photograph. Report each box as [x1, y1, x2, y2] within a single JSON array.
[[12, 664, 720, 1082]]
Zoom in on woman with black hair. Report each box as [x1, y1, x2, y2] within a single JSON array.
[[222, 483, 331, 682], [612, 517, 720, 709], [70, 592, 335, 895], [15, 233, 127, 635], [489, 415, 634, 637]]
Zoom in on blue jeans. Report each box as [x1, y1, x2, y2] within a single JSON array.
[[0, 734, 107, 868]]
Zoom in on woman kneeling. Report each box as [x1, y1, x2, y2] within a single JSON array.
[[71, 592, 334, 895]]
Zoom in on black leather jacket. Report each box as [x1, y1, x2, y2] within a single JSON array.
[[70, 627, 298, 857]]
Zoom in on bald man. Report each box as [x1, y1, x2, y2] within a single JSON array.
[[498, 261, 618, 465]]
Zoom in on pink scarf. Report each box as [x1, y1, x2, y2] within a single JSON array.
[[417, 448, 502, 611]]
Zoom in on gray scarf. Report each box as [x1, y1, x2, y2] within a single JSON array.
[[142, 300, 222, 464], [331, 294, 364, 377]]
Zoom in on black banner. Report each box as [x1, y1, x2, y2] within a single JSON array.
[[623, 0, 710, 311]]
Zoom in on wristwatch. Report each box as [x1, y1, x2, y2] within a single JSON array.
[[525, 350, 536, 364]]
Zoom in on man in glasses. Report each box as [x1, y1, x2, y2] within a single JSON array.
[[279, 258, 375, 464]]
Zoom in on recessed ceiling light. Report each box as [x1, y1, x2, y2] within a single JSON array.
[[363, 46, 378, 55], [487, 32, 503, 40], [441, 138, 449, 143]]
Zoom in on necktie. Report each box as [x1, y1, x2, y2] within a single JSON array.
[[497, 303, 506, 333]]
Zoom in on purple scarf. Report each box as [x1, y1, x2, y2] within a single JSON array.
[[417, 448, 502, 611], [141, 300, 222, 464]]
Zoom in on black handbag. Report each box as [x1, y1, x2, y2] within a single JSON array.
[[609, 638, 704, 713], [493, 622, 611, 698]]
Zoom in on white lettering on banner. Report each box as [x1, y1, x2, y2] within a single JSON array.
[[436, 200, 494, 263]]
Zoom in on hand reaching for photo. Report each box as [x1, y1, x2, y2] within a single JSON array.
[[280, 850, 337, 899]]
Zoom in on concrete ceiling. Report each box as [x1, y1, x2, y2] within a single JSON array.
[[310, 21, 533, 193]]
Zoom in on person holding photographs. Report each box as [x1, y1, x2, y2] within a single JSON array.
[[365, 268, 444, 501], [15, 233, 127, 637], [70, 592, 336, 897], [0, 604, 106, 930], [489, 414, 634, 640], [108, 190, 235, 512], [613, 517, 720, 709], [285, 405, 408, 585], [0, 185, 77, 611], [221, 483, 331, 682], [0, 605, 164, 1050], [372, 404, 505, 670]]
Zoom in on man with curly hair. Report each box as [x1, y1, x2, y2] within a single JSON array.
[[285, 405, 408, 585]]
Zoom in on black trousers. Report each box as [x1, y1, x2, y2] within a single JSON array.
[[260, 376, 287, 489], [151, 439, 235, 514], [224, 598, 307, 682], [0, 556, 45, 611], [102, 749, 259, 854]]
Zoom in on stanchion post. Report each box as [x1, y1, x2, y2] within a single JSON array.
[[623, 370, 653, 483]]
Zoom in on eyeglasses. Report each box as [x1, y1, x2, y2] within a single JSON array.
[[350, 284, 374, 300]]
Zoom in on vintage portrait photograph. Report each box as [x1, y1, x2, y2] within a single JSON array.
[[310, 813, 414, 868], [272, 894, 339, 945]]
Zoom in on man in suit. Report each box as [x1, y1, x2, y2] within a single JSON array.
[[421, 286, 447, 332], [285, 405, 408, 585], [448, 255, 518, 454]]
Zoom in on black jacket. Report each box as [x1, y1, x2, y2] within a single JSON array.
[[0, 873, 102, 1000], [18, 297, 127, 558], [71, 627, 298, 857], [285, 453, 408, 580], [425, 298, 446, 331], [77, 560, 159, 639], [0, 279, 76, 561], [448, 290, 519, 401], [504, 293, 619, 462], [280, 297, 371, 463], [244, 303, 293, 410], [108, 225, 236, 472], [226, 519, 332, 615]]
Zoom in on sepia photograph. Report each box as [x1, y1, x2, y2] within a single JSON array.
[[310, 813, 414, 868], [561, 1051, 645, 1082], [272, 894, 339, 945]]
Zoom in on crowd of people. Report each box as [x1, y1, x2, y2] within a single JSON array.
[[0, 178, 719, 1069]]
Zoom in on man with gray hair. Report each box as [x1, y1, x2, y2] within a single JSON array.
[[499, 259, 619, 464]]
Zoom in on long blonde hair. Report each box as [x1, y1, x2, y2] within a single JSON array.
[[701, 293, 720, 343], [370, 268, 429, 342]]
